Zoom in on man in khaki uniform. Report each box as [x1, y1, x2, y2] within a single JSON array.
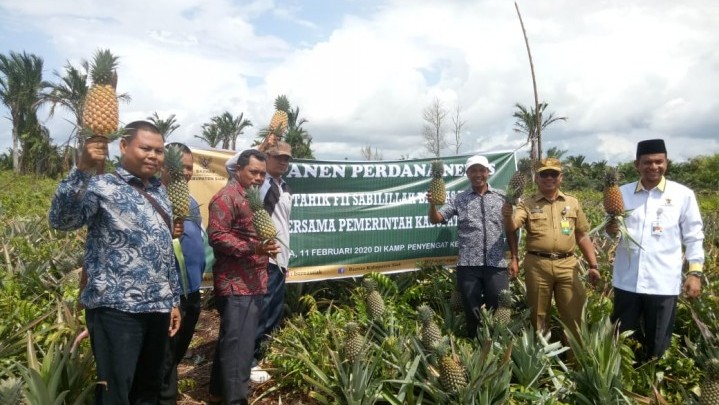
[[502, 158, 600, 337]]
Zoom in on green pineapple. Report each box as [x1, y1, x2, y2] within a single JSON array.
[[418, 304, 442, 350], [701, 358, 719, 404], [343, 322, 364, 363], [363, 278, 385, 320], [495, 289, 513, 326], [506, 170, 526, 205], [427, 160, 446, 205], [245, 186, 279, 242], [450, 288, 463, 312], [435, 337, 467, 393], [164, 145, 190, 221]]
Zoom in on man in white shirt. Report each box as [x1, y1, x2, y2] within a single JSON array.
[[609, 138, 704, 360]]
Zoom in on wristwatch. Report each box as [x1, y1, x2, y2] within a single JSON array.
[[686, 271, 703, 279]]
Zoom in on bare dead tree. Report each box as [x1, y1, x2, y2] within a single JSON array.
[[422, 97, 448, 157], [515, 2, 543, 162], [360, 144, 383, 161], [451, 103, 466, 155]]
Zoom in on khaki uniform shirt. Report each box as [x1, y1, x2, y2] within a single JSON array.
[[512, 190, 589, 254]]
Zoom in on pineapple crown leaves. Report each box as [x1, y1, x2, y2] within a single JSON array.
[[244, 185, 265, 211], [273, 94, 291, 112], [604, 166, 621, 187], [434, 336, 454, 358], [164, 144, 185, 174], [417, 304, 436, 322], [89, 49, 119, 85], [430, 159, 445, 178]]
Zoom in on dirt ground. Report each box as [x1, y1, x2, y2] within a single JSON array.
[[175, 307, 301, 405]]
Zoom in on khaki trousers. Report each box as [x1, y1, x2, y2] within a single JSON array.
[[524, 254, 586, 338]]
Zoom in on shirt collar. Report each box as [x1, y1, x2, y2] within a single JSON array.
[[470, 184, 496, 195], [532, 189, 566, 203], [635, 176, 666, 193], [116, 166, 161, 190]]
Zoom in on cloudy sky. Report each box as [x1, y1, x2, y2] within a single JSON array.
[[1, 0, 718, 163]]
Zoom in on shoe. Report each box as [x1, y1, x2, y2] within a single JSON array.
[[250, 365, 271, 384]]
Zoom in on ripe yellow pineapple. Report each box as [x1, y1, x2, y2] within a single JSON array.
[[363, 278, 385, 320], [245, 186, 279, 243], [164, 145, 190, 221], [343, 322, 364, 363], [269, 95, 290, 137], [435, 337, 467, 393], [427, 160, 446, 205], [418, 304, 442, 351], [83, 49, 119, 137], [495, 289, 513, 326], [603, 167, 624, 217]]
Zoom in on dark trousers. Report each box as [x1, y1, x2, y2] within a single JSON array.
[[612, 288, 678, 360], [456, 266, 509, 338], [254, 263, 286, 362], [159, 291, 202, 405], [209, 295, 262, 405], [85, 307, 170, 405]]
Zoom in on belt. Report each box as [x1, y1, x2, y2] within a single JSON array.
[[527, 251, 573, 260]]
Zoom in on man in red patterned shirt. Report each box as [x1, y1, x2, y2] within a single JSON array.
[[207, 148, 280, 404]]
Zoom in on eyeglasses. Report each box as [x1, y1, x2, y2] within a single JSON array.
[[538, 171, 560, 178]]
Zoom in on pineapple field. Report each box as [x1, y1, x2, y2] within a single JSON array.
[[1, 164, 719, 404]]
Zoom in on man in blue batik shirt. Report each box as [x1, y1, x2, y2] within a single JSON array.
[[49, 121, 181, 404], [159, 143, 206, 404]]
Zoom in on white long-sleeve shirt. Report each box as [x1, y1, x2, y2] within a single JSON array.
[[612, 177, 704, 295], [260, 176, 292, 268]]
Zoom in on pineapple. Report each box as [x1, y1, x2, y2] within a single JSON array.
[[450, 288, 463, 312], [427, 160, 446, 205], [506, 170, 526, 205], [82, 49, 119, 137], [343, 322, 364, 363], [603, 167, 624, 217], [435, 337, 467, 393], [701, 358, 719, 405], [269, 95, 290, 137], [495, 289, 513, 326], [245, 186, 279, 243], [164, 145, 190, 221], [363, 278, 385, 320], [418, 304, 442, 350]]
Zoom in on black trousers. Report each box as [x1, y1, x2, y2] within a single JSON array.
[[85, 307, 170, 405], [254, 263, 286, 362], [159, 291, 202, 405], [208, 295, 262, 405], [456, 266, 509, 338], [612, 287, 678, 360]]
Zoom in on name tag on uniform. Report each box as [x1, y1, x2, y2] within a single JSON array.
[[530, 208, 543, 214], [560, 219, 572, 235], [652, 220, 663, 235]]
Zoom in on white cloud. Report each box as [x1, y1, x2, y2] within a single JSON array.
[[1, 0, 718, 164]]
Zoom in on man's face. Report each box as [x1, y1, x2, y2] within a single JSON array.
[[119, 129, 165, 181], [634, 153, 667, 184], [236, 156, 266, 188], [536, 170, 563, 194], [266, 153, 291, 178], [466, 164, 490, 189]]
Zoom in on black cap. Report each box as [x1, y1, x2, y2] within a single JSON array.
[[636, 139, 667, 159]]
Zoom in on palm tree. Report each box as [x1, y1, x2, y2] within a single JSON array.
[[194, 122, 223, 148], [210, 111, 252, 150], [512, 102, 566, 165], [147, 112, 180, 139], [0, 51, 47, 173], [285, 105, 314, 159]]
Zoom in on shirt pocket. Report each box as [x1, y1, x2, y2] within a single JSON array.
[[528, 212, 549, 234]]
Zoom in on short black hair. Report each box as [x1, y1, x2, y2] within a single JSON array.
[[237, 149, 266, 169], [123, 120, 163, 141], [165, 142, 192, 155]]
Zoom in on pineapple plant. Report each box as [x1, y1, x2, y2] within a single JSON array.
[[418, 304, 442, 351], [343, 322, 364, 363], [506, 170, 526, 205], [427, 160, 446, 205], [495, 289, 513, 326], [363, 278, 385, 320], [435, 337, 467, 393], [164, 145, 190, 222], [245, 186, 279, 244], [82, 49, 119, 138]]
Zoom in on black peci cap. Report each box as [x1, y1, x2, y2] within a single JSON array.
[[636, 139, 667, 159]]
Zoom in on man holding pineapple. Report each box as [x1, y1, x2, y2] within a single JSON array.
[[251, 141, 293, 384], [159, 143, 207, 404], [502, 157, 600, 339], [50, 121, 182, 404], [428, 155, 516, 338], [207, 148, 280, 404], [608, 139, 704, 360]]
